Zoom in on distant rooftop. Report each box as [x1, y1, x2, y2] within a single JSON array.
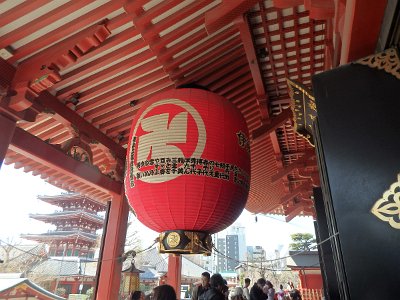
[[286, 250, 320, 269]]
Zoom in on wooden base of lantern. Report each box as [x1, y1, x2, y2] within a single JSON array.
[[159, 230, 212, 255]]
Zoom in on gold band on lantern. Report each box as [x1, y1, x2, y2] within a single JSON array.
[[159, 230, 212, 255]]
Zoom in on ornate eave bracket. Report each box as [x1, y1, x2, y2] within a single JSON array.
[[354, 47, 400, 80]]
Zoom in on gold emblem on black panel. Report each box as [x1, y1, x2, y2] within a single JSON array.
[[371, 174, 400, 229], [166, 232, 181, 248]]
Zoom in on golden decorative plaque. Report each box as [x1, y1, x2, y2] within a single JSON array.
[[166, 232, 181, 248], [287, 78, 316, 146], [371, 174, 400, 229]]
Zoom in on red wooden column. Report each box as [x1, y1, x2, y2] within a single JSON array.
[[0, 114, 16, 169], [96, 191, 129, 300], [166, 254, 182, 296]]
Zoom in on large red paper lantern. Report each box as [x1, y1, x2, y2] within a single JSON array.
[[124, 88, 250, 253]]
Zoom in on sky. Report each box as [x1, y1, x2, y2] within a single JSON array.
[[0, 163, 316, 255]]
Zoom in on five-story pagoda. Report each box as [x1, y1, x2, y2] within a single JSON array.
[[21, 193, 106, 258]]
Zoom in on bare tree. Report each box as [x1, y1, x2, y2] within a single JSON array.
[[0, 238, 47, 274], [124, 213, 142, 251]]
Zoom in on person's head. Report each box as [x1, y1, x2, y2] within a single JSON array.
[[230, 287, 244, 300], [131, 291, 144, 300], [279, 284, 283, 290], [201, 271, 211, 287], [256, 278, 266, 290], [244, 278, 250, 288], [266, 281, 273, 289], [210, 273, 225, 291], [152, 285, 176, 300]]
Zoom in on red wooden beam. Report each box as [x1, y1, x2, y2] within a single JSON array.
[[285, 203, 307, 222], [339, 0, 387, 64], [304, 0, 335, 20], [204, 0, 260, 34], [0, 114, 16, 169], [34, 91, 126, 160], [0, 1, 95, 49], [0, 0, 51, 28], [271, 150, 316, 182], [8, 1, 125, 64], [251, 109, 293, 142], [235, 14, 270, 120], [167, 254, 183, 295], [9, 127, 121, 195], [96, 193, 129, 299], [280, 182, 311, 204], [56, 48, 154, 99]]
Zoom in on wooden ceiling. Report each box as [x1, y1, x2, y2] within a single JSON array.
[[0, 0, 347, 219]]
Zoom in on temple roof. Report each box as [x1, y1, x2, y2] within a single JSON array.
[[29, 210, 104, 226], [0, 273, 65, 300], [1, 1, 386, 218], [21, 230, 98, 243], [28, 257, 97, 277], [37, 193, 107, 210], [286, 250, 320, 269]]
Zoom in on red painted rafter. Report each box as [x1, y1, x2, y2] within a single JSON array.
[[0, 1, 96, 49], [76, 70, 168, 113], [163, 26, 239, 71], [10, 127, 121, 196], [85, 85, 172, 121], [285, 202, 308, 222], [127, 0, 184, 28], [280, 182, 311, 204], [8, 1, 126, 64], [92, 104, 132, 127], [204, 0, 260, 34], [0, 0, 51, 28], [35, 91, 125, 159], [77, 60, 162, 104], [55, 38, 146, 89], [252, 109, 293, 142], [148, 5, 210, 50], [170, 37, 243, 81], [183, 48, 247, 86], [56, 48, 154, 98], [235, 14, 269, 120]]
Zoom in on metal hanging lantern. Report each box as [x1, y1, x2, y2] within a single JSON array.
[[122, 259, 144, 296]]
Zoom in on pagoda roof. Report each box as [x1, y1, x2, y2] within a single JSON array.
[[29, 210, 104, 226], [37, 193, 107, 210], [1, 1, 386, 218], [21, 231, 98, 243]]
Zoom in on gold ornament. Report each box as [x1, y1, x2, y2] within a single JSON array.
[[166, 232, 181, 248], [371, 174, 400, 229], [355, 48, 400, 80]]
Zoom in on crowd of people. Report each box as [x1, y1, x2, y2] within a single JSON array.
[[129, 272, 302, 300]]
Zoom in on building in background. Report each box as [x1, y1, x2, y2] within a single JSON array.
[[21, 193, 106, 258], [246, 246, 254, 261], [253, 246, 266, 262], [216, 224, 247, 273], [216, 237, 226, 272], [226, 235, 239, 272], [19, 193, 106, 298], [229, 225, 246, 261]]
